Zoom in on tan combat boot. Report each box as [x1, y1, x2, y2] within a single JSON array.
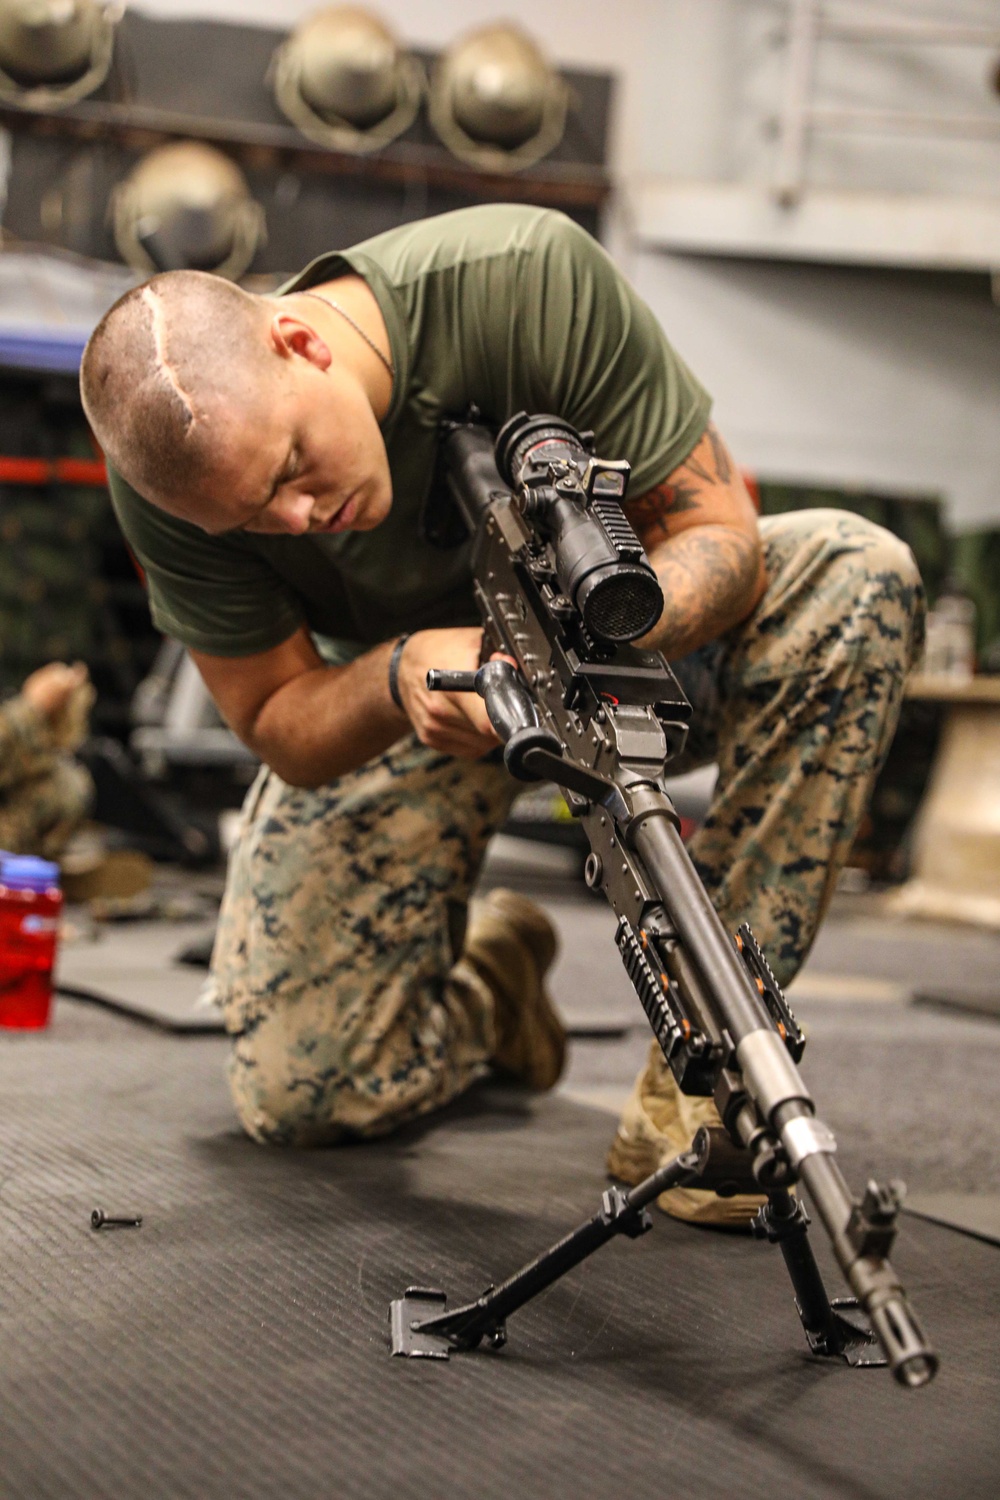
[[607, 1040, 767, 1228], [463, 888, 566, 1090]]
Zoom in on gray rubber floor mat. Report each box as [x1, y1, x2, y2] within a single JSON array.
[[0, 1001, 995, 1500], [904, 1193, 1000, 1246], [55, 920, 223, 1032], [914, 987, 1000, 1022]]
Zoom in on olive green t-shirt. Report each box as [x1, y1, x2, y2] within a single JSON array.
[[108, 205, 711, 659]]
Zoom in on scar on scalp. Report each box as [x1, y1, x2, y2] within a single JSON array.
[[140, 284, 199, 431]]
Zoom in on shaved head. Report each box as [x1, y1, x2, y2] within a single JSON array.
[[81, 265, 395, 541], [80, 271, 275, 503]]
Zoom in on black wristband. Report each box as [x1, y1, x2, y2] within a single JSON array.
[[388, 633, 411, 711]]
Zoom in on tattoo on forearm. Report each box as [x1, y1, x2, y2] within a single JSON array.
[[619, 422, 760, 653], [645, 526, 760, 659]]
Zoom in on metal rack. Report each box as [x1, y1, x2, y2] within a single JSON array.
[[775, 2, 1000, 205]]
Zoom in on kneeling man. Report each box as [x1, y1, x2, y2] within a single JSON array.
[[80, 205, 923, 1225]]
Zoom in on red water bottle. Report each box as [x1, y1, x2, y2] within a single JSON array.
[[0, 855, 63, 1030]]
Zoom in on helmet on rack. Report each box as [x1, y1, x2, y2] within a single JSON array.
[[428, 22, 567, 173], [0, 0, 118, 108], [112, 141, 266, 281], [272, 5, 423, 154]]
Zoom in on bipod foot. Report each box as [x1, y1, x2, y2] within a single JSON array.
[[802, 1296, 885, 1368], [754, 1191, 887, 1370], [389, 1286, 507, 1359], [390, 1287, 507, 1360], [390, 1288, 454, 1359]]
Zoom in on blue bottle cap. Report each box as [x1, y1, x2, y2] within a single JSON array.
[[0, 855, 60, 892]]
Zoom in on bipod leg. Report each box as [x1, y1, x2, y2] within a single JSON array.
[[389, 1148, 703, 1358], [753, 1189, 886, 1368]]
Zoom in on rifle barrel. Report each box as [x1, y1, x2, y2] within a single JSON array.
[[629, 811, 772, 1043], [631, 803, 937, 1386], [799, 1150, 938, 1387]]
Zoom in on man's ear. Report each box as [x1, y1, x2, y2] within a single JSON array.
[[268, 313, 333, 371]]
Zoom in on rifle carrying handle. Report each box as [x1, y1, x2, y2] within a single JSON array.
[[426, 661, 563, 782]]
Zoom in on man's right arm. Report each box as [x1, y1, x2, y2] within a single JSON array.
[[191, 624, 502, 788]]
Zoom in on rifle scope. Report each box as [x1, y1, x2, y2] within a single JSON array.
[[495, 412, 663, 645]]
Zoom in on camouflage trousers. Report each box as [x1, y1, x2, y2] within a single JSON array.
[[0, 696, 92, 860], [212, 509, 924, 1145]]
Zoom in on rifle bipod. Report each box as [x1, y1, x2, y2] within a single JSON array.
[[389, 1124, 885, 1368]]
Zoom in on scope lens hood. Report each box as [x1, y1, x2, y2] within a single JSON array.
[[577, 562, 663, 643]]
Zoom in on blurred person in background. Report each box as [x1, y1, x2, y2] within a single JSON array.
[[0, 661, 93, 860]]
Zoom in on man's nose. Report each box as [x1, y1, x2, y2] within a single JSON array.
[[274, 492, 314, 534]]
